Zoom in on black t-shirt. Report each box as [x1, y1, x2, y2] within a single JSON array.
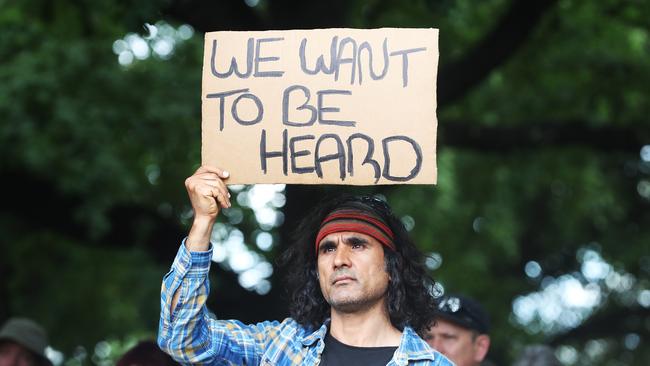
[[319, 332, 398, 366]]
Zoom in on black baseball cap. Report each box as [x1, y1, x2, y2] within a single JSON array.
[[433, 294, 490, 334]]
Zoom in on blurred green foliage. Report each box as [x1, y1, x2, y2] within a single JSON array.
[[1, 0, 648, 365]]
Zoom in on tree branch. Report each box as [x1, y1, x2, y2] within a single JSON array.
[[164, 0, 350, 32], [163, 0, 266, 32], [440, 121, 648, 153], [438, 0, 558, 107]]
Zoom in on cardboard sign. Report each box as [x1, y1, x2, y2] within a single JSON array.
[[202, 28, 438, 185]]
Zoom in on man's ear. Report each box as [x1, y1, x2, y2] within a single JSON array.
[[473, 334, 491, 362]]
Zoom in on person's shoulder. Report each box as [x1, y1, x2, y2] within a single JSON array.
[[278, 317, 325, 337], [218, 317, 313, 337], [400, 327, 454, 366], [400, 326, 430, 350], [254, 317, 313, 337]]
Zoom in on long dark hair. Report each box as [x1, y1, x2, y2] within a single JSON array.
[[277, 194, 438, 335]]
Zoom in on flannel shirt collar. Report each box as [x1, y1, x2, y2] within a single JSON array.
[[300, 319, 329, 347], [393, 326, 438, 364], [298, 320, 437, 363]]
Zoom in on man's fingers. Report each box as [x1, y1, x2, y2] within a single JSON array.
[[193, 174, 230, 198], [195, 173, 229, 185], [202, 180, 231, 198], [211, 187, 231, 208], [188, 170, 231, 195], [194, 179, 230, 201], [195, 165, 230, 179], [187, 174, 229, 196], [188, 165, 232, 209], [195, 184, 230, 207]]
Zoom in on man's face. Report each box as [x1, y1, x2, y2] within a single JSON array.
[[423, 319, 490, 366], [0, 341, 38, 366], [317, 231, 390, 313]]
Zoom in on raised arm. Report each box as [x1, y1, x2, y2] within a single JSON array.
[[158, 165, 231, 364], [171, 165, 231, 311], [159, 166, 294, 365]]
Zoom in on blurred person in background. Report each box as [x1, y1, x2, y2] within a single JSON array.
[[0, 317, 52, 366], [512, 344, 560, 366], [116, 340, 179, 366], [423, 294, 491, 366]]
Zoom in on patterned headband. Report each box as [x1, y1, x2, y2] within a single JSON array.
[[315, 208, 396, 255]]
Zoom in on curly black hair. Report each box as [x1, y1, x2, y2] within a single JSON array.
[[277, 194, 438, 336]]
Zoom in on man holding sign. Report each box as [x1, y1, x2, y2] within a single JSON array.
[[157, 28, 447, 365], [157, 165, 452, 365]]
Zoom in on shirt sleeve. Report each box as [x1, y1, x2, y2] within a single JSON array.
[[157, 239, 282, 365]]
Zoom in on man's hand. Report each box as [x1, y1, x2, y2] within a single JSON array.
[[184, 165, 231, 251]]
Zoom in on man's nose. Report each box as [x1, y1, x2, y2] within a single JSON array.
[[333, 244, 351, 268]]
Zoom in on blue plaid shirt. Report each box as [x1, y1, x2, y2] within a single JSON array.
[[158, 241, 454, 366]]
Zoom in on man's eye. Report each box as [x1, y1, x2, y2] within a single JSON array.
[[350, 240, 367, 249], [320, 244, 335, 252]]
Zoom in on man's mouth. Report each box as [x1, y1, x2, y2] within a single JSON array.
[[332, 276, 355, 285]]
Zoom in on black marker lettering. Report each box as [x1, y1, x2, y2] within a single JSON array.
[[231, 93, 263, 126], [389, 47, 426, 87], [254, 37, 284, 77], [347, 133, 380, 183], [335, 37, 357, 84], [260, 129, 288, 175], [381, 136, 422, 181], [210, 38, 254, 78], [205, 88, 249, 131], [314, 134, 346, 180], [317, 90, 356, 127], [299, 37, 336, 75], [357, 38, 389, 84], [289, 134, 316, 174], [282, 85, 317, 127]]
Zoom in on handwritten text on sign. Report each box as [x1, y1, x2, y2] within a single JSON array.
[[202, 28, 439, 185]]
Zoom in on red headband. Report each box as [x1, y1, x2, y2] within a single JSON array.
[[315, 209, 395, 255]]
